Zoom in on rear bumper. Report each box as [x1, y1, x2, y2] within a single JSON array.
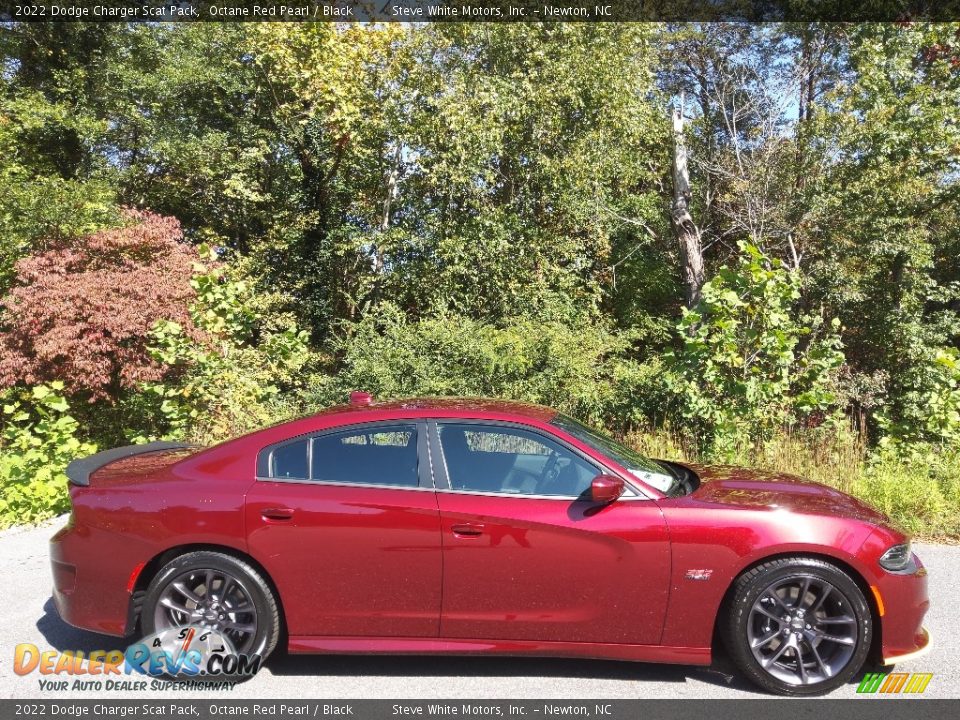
[[49, 519, 134, 637]]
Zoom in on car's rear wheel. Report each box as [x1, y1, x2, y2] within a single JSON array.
[[142, 551, 280, 662], [724, 557, 872, 695]]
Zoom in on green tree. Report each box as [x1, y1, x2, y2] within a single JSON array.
[[312, 302, 653, 430], [375, 25, 667, 325], [667, 243, 845, 453], [0, 24, 122, 290], [144, 248, 313, 444], [799, 23, 960, 441]]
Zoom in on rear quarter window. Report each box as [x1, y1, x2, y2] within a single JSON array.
[[269, 438, 309, 479]]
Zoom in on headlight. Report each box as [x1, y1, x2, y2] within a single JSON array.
[[879, 543, 912, 572]]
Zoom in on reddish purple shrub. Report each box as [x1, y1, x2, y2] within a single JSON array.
[[0, 210, 201, 400]]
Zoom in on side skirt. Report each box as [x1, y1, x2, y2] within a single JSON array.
[[286, 636, 711, 666]]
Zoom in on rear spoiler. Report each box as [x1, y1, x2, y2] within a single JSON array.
[[65, 441, 193, 487]]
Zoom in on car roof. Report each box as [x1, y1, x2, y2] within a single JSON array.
[[198, 397, 561, 460], [317, 396, 558, 423]]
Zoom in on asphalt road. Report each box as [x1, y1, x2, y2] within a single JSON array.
[[1, 517, 956, 700]]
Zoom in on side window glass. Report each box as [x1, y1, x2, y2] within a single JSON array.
[[438, 424, 596, 497], [311, 425, 419, 487], [270, 438, 309, 479]]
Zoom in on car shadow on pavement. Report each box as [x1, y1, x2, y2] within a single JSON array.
[[36, 598, 130, 653], [265, 649, 764, 694]]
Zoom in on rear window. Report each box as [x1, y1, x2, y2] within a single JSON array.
[[262, 424, 419, 488]]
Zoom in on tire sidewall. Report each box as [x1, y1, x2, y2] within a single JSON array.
[[141, 551, 278, 663]]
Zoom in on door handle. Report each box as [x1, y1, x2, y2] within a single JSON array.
[[261, 507, 295, 521], [451, 523, 484, 537]]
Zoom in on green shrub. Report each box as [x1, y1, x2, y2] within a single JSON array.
[[0, 383, 96, 527], [879, 346, 960, 447], [143, 248, 313, 445], [665, 243, 845, 456], [851, 446, 960, 540], [308, 303, 649, 429]]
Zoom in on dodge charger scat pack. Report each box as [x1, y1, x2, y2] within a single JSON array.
[[50, 394, 930, 695]]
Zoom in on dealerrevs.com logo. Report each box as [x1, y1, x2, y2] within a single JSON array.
[[14, 625, 261, 691], [857, 672, 934, 695]]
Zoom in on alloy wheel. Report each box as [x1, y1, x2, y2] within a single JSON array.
[[154, 567, 260, 655], [747, 573, 859, 686]]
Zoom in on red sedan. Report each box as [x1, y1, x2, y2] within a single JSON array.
[[50, 394, 930, 695]]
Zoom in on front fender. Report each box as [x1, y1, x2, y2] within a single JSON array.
[[657, 504, 877, 650]]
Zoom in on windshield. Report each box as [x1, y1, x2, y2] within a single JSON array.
[[550, 414, 679, 495]]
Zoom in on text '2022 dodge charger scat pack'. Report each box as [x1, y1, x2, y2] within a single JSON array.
[[50, 394, 930, 695]]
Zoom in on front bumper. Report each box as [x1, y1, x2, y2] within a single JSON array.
[[883, 625, 931, 666], [873, 555, 931, 665]]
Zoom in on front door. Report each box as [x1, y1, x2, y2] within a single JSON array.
[[432, 421, 670, 645], [245, 421, 442, 638]]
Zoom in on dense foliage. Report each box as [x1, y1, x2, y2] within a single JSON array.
[[307, 303, 655, 430], [0, 383, 96, 525], [0, 23, 957, 533]]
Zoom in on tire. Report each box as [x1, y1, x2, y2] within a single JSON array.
[[141, 551, 280, 673], [723, 557, 872, 696]]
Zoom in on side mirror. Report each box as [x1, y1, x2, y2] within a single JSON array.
[[591, 474, 624, 504]]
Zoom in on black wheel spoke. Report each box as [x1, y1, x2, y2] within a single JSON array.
[[763, 640, 791, 668], [220, 576, 235, 602], [159, 597, 190, 615], [225, 622, 256, 635], [810, 585, 831, 613], [751, 630, 780, 649], [818, 616, 856, 625], [755, 605, 783, 623], [817, 632, 855, 646], [172, 581, 203, 605], [796, 646, 809, 684], [810, 643, 831, 678], [765, 592, 790, 611]]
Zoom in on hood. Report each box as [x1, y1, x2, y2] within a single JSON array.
[[679, 463, 890, 525]]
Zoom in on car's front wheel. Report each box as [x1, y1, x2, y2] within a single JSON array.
[[141, 551, 280, 664], [724, 557, 872, 695]]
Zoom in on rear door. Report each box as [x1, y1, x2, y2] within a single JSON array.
[[431, 421, 671, 645], [245, 421, 442, 638]]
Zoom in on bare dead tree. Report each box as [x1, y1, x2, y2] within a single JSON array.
[[671, 95, 705, 308], [373, 144, 402, 274]]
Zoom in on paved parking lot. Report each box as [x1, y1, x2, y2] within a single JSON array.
[[1, 518, 955, 699]]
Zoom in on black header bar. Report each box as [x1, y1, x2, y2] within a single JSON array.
[[3, 0, 960, 23]]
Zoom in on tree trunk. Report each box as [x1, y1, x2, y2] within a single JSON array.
[[671, 100, 705, 308], [373, 147, 401, 274]]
